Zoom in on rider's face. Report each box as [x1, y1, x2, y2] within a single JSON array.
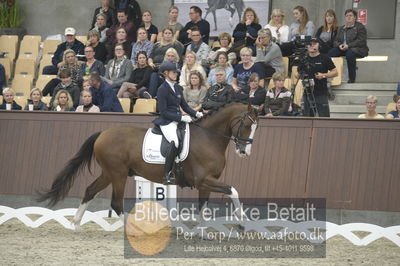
[[166, 70, 178, 82]]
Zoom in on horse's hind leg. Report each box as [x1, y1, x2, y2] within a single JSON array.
[[198, 189, 211, 220], [73, 172, 111, 229], [110, 175, 127, 221]]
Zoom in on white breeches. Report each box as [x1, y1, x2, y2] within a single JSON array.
[[160, 121, 179, 148]]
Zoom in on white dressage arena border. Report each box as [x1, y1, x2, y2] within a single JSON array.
[[1, 205, 399, 247]]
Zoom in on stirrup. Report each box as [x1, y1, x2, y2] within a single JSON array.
[[163, 171, 175, 185]]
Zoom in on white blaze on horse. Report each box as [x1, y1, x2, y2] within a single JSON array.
[[38, 103, 258, 228]]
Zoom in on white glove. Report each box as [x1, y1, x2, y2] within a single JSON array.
[[196, 112, 204, 119], [181, 115, 193, 123]]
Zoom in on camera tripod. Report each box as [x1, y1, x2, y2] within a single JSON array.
[[291, 70, 319, 117]]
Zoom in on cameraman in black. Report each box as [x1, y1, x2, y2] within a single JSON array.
[[298, 38, 337, 117]]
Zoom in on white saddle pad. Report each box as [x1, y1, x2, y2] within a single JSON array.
[[142, 123, 190, 164]]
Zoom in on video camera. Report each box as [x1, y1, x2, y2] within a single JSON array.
[[291, 35, 312, 66]]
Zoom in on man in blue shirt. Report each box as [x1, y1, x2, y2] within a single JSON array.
[[89, 72, 123, 112]]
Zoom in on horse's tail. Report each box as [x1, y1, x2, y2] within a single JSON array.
[[37, 132, 102, 206]]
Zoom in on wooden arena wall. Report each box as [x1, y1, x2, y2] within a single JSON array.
[[0, 112, 399, 212]]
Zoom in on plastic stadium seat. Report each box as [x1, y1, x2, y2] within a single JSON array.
[[0, 57, 12, 81], [133, 99, 157, 114], [75, 36, 88, 45], [43, 40, 61, 55], [39, 54, 53, 75], [331, 57, 343, 86], [282, 57, 289, 78], [0, 95, 3, 104], [41, 96, 51, 106], [15, 58, 36, 76], [385, 103, 396, 115], [36, 75, 57, 91], [14, 95, 28, 108], [119, 98, 131, 113], [18, 39, 40, 60], [22, 35, 42, 45], [0, 35, 19, 61], [12, 74, 34, 96]]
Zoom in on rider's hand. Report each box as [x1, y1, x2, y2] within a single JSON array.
[[181, 115, 193, 123], [195, 112, 204, 119]]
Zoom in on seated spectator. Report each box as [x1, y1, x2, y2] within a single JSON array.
[[0, 88, 22, 110], [106, 9, 136, 45], [90, 0, 116, 29], [179, 6, 210, 46], [51, 90, 75, 112], [315, 9, 338, 54], [157, 6, 183, 41], [130, 27, 154, 66], [232, 8, 262, 55], [264, 72, 291, 116], [235, 73, 266, 107], [280, 6, 315, 57], [107, 27, 132, 61], [114, 0, 142, 27], [117, 51, 152, 98], [208, 51, 234, 86], [89, 72, 123, 112], [91, 13, 109, 43], [202, 68, 234, 113], [82, 78, 91, 90], [207, 32, 236, 67], [51, 69, 80, 108], [185, 27, 210, 64], [147, 48, 181, 97], [75, 89, 101, 112], [255, 28, 284, 79], [358, 95, 384, 119], [24, 88, 48, 111], [103, 43, 133, 93], [183, 70, 207, 111], [0, 63, 6, 91], [232, 47, 264, 92], [139, 10, 158, 43], [81, 45, 105, 77], [386, 96, 400, 119], [87, 30, 108, 64], [149, 27, 185, 67], [264, 8, 289, 44], [179, 51, 206, 90], [328, 9, 369, 83], [43, 27, 85, 75]]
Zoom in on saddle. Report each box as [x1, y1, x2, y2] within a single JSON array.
[[151, 122, 186, 157]]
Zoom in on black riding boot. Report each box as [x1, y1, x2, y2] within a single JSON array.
[[163, 141, 177, 185]]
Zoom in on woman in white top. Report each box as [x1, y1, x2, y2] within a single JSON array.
[[179, 51, 206, 90], [264, 9, 289, 44]]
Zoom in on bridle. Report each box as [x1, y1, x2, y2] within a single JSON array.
[[193, 112, 257, 147]]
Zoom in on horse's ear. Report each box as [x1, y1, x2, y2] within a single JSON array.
[[247, 103, 252, 113], [247, 103, 259, 116]]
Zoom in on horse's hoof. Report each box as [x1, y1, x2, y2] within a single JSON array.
[[71, 221, 81, 231]]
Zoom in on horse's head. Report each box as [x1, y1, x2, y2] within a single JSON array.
[[232, 104, 259, 158]]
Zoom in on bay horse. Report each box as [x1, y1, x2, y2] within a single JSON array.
[[204, 0, 245, 31], [38, 103, 258, 228]]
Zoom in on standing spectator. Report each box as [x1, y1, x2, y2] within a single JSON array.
[[87, 30, 108, 64], [202, 68, 234, 113], [232, 7, 262, 55], [81, 45, 105, 77], [118, 51, 152, 98], [51, 69, 81, 108], [114, 0, 142, 27], [103, 44, 133, 93], [107, 27, 132, 61], [328, 9, 369, 83], [386, 97, 400, 119], [255, 28, 284, 79], [0, 88, 22, 110], [179, 6, 210, 46], [43, 27, 85, 75], [158, 6, 183, 41], [139, 10, 158, 43], [107, 9, 137, 45], [183, 70, 207, 111], [299, 38, 337, 117], [91, 0, 117, 29], [51, 90, 75, 112], [264, 8, 290, 44], [236, 73, 266, 107], [179, 51, 206, 90], [24, 88, 48, 111], [89, 72, 123, 112], [75, 89, 101, 112], [207, 32, 236, 67], [185, 27, 210, 64], [358, 95, 384, 119], [208, 51, 234, 86], [149, 27, 185, 67], [264, 72, 292, 116], [315, 9, 338, 54], [91, 13, 109, 43], [232, 47, 264, 92], [131, 28, 154, 66]]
